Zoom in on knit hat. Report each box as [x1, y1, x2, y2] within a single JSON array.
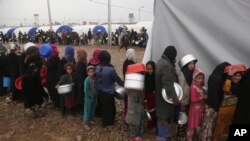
[[87, 65, 95, 71]]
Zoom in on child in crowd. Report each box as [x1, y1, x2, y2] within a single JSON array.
[[126, 68, 145, 141], [83, 66, 97, 130], [122, 48, 136, 124], [186, 69, 207, 141], [144, 61, 157, 131], [56, 63, 76, 117]]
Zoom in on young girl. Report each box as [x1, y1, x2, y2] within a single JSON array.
[[56, 63, 76, 116], [83, 66, 97, 130], [186, 69, 207, 141], [144, 61, 157, 130]]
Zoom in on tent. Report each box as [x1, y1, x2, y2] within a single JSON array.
[[55, 25, 73, 33], [13, 26, 38, 37], [143, 0, 250, 78], [27, 27, 37, 37], [92, 25, 107, 34], [0, 28, 16, 38], [37, 25, 73, 33]]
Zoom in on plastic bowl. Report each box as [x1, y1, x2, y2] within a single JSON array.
[[57, 84, 73, 95]]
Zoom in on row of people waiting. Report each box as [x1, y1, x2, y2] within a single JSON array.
[[0, 42, 249, 141]]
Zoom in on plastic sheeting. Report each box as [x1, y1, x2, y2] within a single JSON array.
[[27, 27, 37, 37], [143, 0, 250, 77], [13, 26, 38, 37], [0, 28, 16, 38], [92, 25, 107, 34], [37, 25, 73, 33]]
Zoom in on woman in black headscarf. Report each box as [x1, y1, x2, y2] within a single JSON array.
[[177, 55, 197, 140], [22, 47, 46, 115], [0, 45, 8, 96], [95, 50, 123, 128], [233, 67, 250, 124], [200, 62, 230, 140]]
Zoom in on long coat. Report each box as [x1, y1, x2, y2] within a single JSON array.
[[46, 56, 60, 107], [178, 71, 190, 106], [75, 61, 87, 109], [126, 90, 145, 126], [155, 55, 178, 121], [83, 76, 97, 123]]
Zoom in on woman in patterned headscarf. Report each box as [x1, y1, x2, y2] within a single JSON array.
[[75, 48, 88, 114]]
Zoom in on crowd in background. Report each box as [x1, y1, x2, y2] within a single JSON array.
[[0, 27, 149, 49]]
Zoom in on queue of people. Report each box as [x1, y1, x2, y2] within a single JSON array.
[[0, 42, 249, 141]]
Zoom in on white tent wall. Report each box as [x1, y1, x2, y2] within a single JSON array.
[[143, 0, 250, 78], [13, 27, 36, 38], [37, 26, 50, 32], [136, 21, 153, 32], [0, 28, 14, 35], [72, 25, 85, 35]]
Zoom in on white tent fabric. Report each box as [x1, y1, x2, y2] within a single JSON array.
[[37, 26, 50, 32], [143, 0, 250, 77], [37, 25, 72, 33], [13, 26, 36, 37], [72, 25, 85, 35], [0, 28, 13, 34]]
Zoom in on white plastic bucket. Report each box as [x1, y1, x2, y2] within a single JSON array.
[[124, 73, 144, 90]]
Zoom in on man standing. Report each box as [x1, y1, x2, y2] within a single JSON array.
[[87, 28, 92, 46], [155, 45, 180, 141]]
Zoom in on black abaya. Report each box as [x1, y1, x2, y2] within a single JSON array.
[[46, 56, 60, 108], [234, 69, 250, 124]]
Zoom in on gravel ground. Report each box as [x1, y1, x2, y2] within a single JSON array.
[[0, 44, 157, 141]]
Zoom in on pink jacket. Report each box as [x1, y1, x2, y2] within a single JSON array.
[[187, 69, 206, 129]]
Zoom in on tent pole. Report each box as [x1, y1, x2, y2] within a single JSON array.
[[47, 0, 53, 30], [108, 0, 112, 47]]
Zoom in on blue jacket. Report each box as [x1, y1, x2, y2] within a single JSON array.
[[95, 65, 123, 95]]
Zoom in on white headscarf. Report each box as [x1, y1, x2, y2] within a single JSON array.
[[126, 48, 135, 61]]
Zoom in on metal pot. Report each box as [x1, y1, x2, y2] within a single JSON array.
[[125, 73, 145, 90], [178, 112, 188, 125], [162, 82, 183, 104], [114, 85, 127, 100], [178, 54, 197, 68], [57, 84, 73, 95]]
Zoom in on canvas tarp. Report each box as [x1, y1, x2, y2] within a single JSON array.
[[143, 0, 250, 77]]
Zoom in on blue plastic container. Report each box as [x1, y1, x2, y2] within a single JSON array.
[[3, 77, 11, 88], [39, 44, 52, 58]]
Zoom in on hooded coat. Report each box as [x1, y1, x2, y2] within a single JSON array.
[[155, 46, 178, 121]]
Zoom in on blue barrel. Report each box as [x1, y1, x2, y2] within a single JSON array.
[[3, 77, 11, 88], [39, 44, 52, 58]]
